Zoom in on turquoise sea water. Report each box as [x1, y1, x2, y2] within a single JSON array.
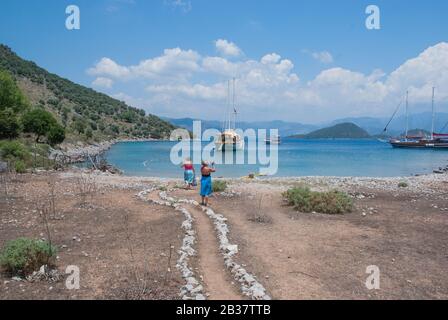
[[104, 139, 448, 178]]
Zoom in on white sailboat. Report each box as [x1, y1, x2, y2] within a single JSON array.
[[215, 78, 244, 151]]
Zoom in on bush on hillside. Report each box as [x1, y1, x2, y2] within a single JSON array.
[[72, 118, 87, 134], [22, 108, 65, 145], [0, 140, 30, 162], [0, 108, 21, 139], [22, 108, 56, 142], [0, 69, 29, 113], [14, 160, 26, 173], [47, 125, 65, 146]]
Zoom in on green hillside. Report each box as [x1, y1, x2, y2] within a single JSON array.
[[0, 44, 175, 142], [292, 122, 371, 139]]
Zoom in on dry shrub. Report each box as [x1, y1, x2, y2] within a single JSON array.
[[120, 211, 176, 300], [283, 186, 353, 215], [248, 194, 272, 224], [75, 173, 97, 206]]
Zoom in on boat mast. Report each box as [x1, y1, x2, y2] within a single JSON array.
[[232, 78, 236, 130], [431, 87, 435, 140], [405, 90, 409, 140], [224, 80, 230, 131]]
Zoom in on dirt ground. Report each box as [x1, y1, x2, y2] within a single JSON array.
[[1, 171, 447, 300], [171, 181, 448, 300], [0, 173, 184, 300]]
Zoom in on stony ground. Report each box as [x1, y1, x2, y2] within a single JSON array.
[[0, 172, 184, 300], [0, 169, 447, 300]]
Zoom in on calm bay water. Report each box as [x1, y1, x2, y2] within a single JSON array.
[[104, 139, 448, 178]]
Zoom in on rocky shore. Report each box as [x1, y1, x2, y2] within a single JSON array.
[[49, 138, 159, 164], [57, 167, 447, 207]]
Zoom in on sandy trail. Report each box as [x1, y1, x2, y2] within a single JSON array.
[[185, 203, 243, 300], [145, 188, 242, 300]]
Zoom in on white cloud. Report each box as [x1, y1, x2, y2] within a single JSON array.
[[311, 51, 334, 64], [106, 0, 136, 13], [386, 42, 448, 102], [130, 48, 200, 80], [202, 56, 239, 76], [92, 77, 114, 88], [147, 83, 227, 100], [88, 48, 200, 82], [87, 42, 448, 122], [261, 53, 281, 65], [303, 68, 388, 111], [143, 53, 301, 115], [215, 39, 243, 57], [88, 57, 130, 79], [166, 0, 192, 13]]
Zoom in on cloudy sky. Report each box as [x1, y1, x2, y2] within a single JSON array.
[[1, 0, 447, 123]]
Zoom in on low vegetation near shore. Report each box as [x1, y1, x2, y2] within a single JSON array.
[[212, 180, 228, 192], [283, 186, 353, 214], [0, 238, 56, 276]]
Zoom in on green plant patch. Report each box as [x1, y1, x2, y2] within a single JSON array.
[[212, 180, 228, 193], [283, 186, 353, 215], [0, 238, 57, 276], [398, 182, 409, 188]]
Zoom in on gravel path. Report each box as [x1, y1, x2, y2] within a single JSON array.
[[184, 202, 242, 300]]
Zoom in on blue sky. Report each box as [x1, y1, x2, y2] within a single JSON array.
[[1, 0, 447, 123]]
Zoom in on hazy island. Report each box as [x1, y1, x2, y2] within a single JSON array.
[[289, 122, 371, 139]]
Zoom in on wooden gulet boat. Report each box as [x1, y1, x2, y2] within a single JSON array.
[[388, 88, 448, 149]]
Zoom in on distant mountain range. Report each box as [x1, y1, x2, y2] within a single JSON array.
[[291, 123, 371, 139], [164, 112, 448, 138], [162, 117, 317, 137], [330, 112, 448, 136]]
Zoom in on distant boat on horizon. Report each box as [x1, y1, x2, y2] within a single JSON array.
[[265, 135, 281, 145]]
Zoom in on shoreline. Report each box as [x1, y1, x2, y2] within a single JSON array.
[[50, 138, 448, 181], [59, 167, 447, 198], [49, 137, 162, 164]]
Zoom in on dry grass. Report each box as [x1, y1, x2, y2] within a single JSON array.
[[75, 173, 97, 207], [247, 194, 272, 224]]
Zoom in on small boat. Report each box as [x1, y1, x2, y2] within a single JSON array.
[[264, 135, 281, 145], [387, 88, 448, 149], [216, 129, 244, 151], [215, 78, 244, 151]]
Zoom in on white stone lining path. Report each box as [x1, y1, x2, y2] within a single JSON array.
[[136, 188, 205, 300], [159, 190, 271, 300], [136, 186, 271, 300]]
